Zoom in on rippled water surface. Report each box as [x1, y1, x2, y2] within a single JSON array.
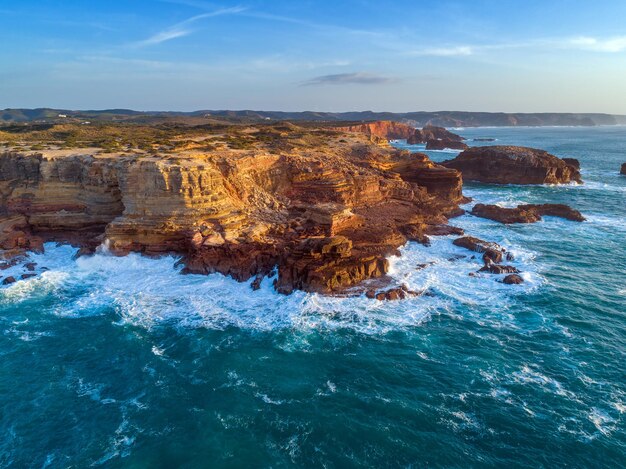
[[1, 127, 625, 467]]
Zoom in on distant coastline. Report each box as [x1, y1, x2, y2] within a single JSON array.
[[2, 108, 626, 128]]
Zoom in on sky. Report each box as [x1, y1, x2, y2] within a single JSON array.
[[2, 0, 626, 113]]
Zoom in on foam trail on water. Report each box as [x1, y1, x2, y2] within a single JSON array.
[[0, 236, 540, 334]]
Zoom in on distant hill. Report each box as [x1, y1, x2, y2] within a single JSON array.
[[2, 108, 625, 127]]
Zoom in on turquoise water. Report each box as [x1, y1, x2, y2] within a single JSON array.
[[1, 127, 625, 468]]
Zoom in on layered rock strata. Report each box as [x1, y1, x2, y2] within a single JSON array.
[[0, 129, 464, 295]]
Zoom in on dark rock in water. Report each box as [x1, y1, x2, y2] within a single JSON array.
[[502, 274, 524, 284], [521, 204, 586, 222], [425, 224, 464, 236], [407, 125, 466, 146], [453, 236, 507, 264], [250, 273, 264, 291], [73, 246, 95, 259], [471, 203, 585, 224], [441, 145, 582, 184], [479, 264, 520, 274], [426, 139, 469, 151], [366, 284, 421, 301], [2, 276, 16, 285], [621, 163, 626, 175], [416, 262, 435, 271], [448, 254, 466, 262], [20, 273, 37, 280], [24, 262, 37, 271], [472, 204, 541, 224], [563, 158, 580, 170]]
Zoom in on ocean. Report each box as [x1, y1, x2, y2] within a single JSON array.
[[1, 126, 625, 467]]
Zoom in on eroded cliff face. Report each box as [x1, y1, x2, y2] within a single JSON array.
[[334, 121, 417, 141], [0, 130, 464, 294]]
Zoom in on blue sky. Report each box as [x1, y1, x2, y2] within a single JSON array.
[[2, 0, 626, 112]]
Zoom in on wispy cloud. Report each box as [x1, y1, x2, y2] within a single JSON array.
[[301, 72, 395, 86], [567, 36, 626, 53], [136, 6, 246, 46], [412, 46, 474, 57], [406, 35, 626, 58]]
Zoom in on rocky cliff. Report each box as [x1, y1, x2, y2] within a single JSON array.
[[333, 121, 417, 141], [335, 121, 468, 150], [0, 125, 464, 294]]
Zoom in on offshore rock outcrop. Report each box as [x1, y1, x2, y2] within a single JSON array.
[[471, 203, 585, 224], [621, 163, 626, 175], [0, 127, 464, 295], [452, 236, 511, 264], [335, 121, 468, 150], [442, 146, 582, 184], [425, 139, 468, 151], [406, 125, 462, 144]]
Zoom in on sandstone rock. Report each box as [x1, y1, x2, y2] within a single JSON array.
[[562, 158, 580, 170], [365, 284, 421, 301], [335, 121, 417, 140], [442, 146, 582, 184], [520, 204, 585, 222], [424, 224, 464, 236], [502, 274, 524, 284], [479, 264, 520, 274], [425, 139, 468, 151], [471, 203, 585, 223], [0, 124, 466, 295], [408, 126, 465, 145], [471, 204, 541, 224], [452, 236, 508, 263]]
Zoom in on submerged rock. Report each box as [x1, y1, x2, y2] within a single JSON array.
[[442, 145, 582, 184], [2, 276, 16, 285]]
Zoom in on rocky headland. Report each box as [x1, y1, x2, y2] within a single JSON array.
[[442, 146, 582, 184], [0, 122, 465, 295], [335, 121, 468, 150]]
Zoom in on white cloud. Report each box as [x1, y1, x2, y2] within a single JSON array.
[[567, 36, 626, 53], [412, 46, 474, 57], [136, 6, 246, 47]]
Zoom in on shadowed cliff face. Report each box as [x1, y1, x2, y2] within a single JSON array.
[[0, 127, 464, 294]]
